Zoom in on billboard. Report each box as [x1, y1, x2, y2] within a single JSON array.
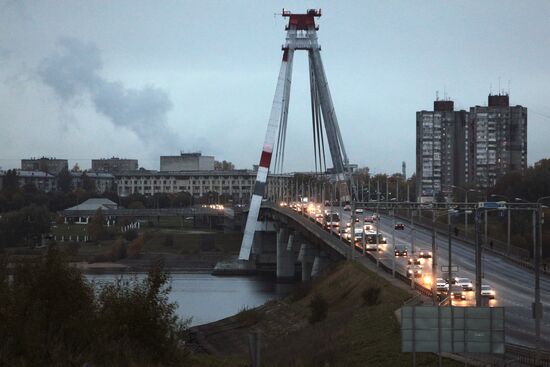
[[401, 306, 505, 354]]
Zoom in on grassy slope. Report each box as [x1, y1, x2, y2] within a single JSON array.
[[192, 261, 461, 367]]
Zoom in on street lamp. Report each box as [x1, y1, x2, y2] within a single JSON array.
[[534, 195, 550, 365]]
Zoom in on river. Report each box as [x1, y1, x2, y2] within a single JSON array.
[[86, 273, 294, 326]]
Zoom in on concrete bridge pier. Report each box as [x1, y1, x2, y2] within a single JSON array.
[[311, 251, 330, 278], [298, 242, 318, 282], [276, 227, 295, 282]]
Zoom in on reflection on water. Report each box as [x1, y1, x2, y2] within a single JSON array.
[[86, 273, 293, 326]]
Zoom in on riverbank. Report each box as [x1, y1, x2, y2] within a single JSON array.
[[4, 227, 244, 273], [187, 261, 462, 367]]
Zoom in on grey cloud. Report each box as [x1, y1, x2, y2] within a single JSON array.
[[37, 37, 175, 145]]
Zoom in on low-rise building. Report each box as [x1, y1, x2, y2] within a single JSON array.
[[63, 198, 119, 224], [160, 153, 215, 171], [0, 170, 57, 192], [21, 157, 68, 175], [92, 157, 138, 173], [71, 172, 115, 193], [115, 169, 256, 202]]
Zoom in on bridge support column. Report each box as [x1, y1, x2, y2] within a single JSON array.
[[311, 251, 330, 278], [298, 242, 318, 282], [276, 227, 295, 282]]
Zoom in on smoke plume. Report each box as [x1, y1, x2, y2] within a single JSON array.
[[37, 37, 175, 145]]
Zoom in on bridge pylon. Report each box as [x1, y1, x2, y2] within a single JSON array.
[[239, 9, 350, 260]]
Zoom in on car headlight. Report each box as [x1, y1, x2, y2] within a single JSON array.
[[468, 283, 473, 288]]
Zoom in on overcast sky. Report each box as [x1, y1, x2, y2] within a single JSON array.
[[1, 0, 549, 174]]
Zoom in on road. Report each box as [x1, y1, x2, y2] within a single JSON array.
[[295, 203, 550, 349]]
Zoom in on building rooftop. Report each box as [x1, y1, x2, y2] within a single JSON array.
[[0, 170, 55, 178], [116, 169, 256, 177], [64, 198, 119, 212]]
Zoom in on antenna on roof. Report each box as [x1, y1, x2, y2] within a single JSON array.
[[436, 90, 439, 101], [507, 79, 511, 96], [498, 76, 501, 95]]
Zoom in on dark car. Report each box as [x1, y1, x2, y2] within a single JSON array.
[[394, 223, 405, 230], [394, 244, 408, 257], [418, 249, 432, 259]]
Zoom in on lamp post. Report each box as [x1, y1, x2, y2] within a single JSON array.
[[534, 196, 549, 365]]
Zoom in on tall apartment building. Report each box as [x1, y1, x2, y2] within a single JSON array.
[[92, 158, 138, 173], [416, 94, 527, 201], [160, 153, 214, 171], [469, 94, 527, 189], [416, 100, 468, 201], [21, 157, 68, 175]]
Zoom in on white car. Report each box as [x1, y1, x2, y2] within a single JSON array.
[[454, 277, 473, 291], [355, 208, 364, 214], [436, 278, 449, 292], [480, 284, 495, 299]]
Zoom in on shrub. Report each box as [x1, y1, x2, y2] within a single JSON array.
[[127, 236, 144, 259], [124, 229, 138, 242], [362, 286, 382, 306], [163, 234, 174, 247], [0, 247, 190, 365], [109, 239, 127, 261], [308, 293, 328, 324]]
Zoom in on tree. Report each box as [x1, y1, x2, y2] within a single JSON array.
[[81, 172, 96, 193], [0, 205, 51, 247], [57, 167, 72, 193], [2, 169, 19, 192], [71, 163, 81, 172], [214, 160, 235, 170], [87, 208, 107, 241], [0, 247, 190, 365]]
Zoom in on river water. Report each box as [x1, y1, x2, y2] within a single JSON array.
[[86, 273, 293, 326]]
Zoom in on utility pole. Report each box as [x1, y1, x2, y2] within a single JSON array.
[[392, 209, 396, 277], [475, 208, 483, 307], [410, 211, 416, 290], [376, 180, 380, 267], [507, 207, 511, 255], [431, 206, 438, 305], [534, 205, 543, 365]]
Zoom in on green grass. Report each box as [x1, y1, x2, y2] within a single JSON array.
[[255, 261, 461, 367]]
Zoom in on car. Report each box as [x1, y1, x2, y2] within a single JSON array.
[[355, 208, 364, 214], [394, 244, 408, 257], [343, 204, 351, 211], [481, 284, 495, 299], [363, 224, 373, 231], [418, 249, 432, 259], [407, 257, 421, 266], [364, 216, 374, 223], [394, 223, 405, 230], [436, 278, 449, 292], [454, 277, 473, 291], [407, 265, 423, 278], [450, 285, 466, 300]]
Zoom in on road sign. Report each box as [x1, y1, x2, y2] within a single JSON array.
[[441, 265, 459, 272], [401, 306, 505, 354], [478, 202, 506, 210]]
